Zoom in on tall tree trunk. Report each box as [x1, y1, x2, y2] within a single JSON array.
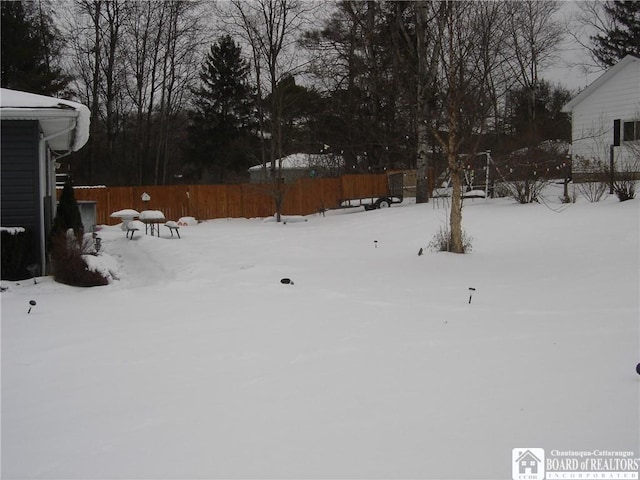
[[447, 108, 464, 254], [415, 1, 445, 204], [415, 3, 429, 204], [88, 0, 102, 185], [103, 1, 121, 174]]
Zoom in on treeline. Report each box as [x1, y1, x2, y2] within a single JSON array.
[[1, 1, 638, 188]]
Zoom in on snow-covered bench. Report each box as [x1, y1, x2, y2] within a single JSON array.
[[124, 220, 144, 239], [125, 223, 138, 239], [110, 209, 141, 239], [165, 221, 180, 238]]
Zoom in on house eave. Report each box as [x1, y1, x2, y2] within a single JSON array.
[[0, 108, 80, 153], [562, 55, 640, 113], [0, 88, 90, 151]]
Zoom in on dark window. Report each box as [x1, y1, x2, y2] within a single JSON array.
[[623, 120, 640, 141]]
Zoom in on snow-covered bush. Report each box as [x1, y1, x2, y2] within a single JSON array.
[[50, 230, 108, 287], [82, 251, 120, 283]]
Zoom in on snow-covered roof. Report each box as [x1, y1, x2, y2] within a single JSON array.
[[562, 55, 640, 113], [0, 88, 90, 152], [248, 153, 342, 172], [509, 140, 571, 157]]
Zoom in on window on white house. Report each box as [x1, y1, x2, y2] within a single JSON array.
[[623, 120, 640, 141]]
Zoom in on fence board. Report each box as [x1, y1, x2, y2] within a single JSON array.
[[60, 173, 391, 225], [341, 174, 388, 200]]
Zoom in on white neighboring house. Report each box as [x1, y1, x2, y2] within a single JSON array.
[[562, 55, 640, 180]]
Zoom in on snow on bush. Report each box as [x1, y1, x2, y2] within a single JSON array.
[[82, 253, 121, 283]]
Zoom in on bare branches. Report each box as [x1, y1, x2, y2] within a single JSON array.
[[503, 0, 564, 90]]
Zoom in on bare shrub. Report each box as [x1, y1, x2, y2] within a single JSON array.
[[428, 222, 473, 253], [492, 182, 511, 198], [573, 157, 608, 202], [613, 176, 637, 201], [505, 179, 549, 204], [577, 180, 608, 202], [494, 145, 567, 204], [612, 157, 639, 202], [612, 147, 639, 202]]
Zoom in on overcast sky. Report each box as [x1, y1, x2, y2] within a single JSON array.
[[541, 0, 604, 92]]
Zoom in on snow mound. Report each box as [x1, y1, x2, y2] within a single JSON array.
[[177, 216, 197, 226], [82, 252, 121, 282], [263, 215, 308, 224]]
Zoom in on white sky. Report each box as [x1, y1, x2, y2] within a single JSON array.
[[541, 0, 604, 92]]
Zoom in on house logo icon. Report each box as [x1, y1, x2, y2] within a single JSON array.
[[512, 448, 545, 480]]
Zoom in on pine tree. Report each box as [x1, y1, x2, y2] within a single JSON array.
[[1, 1, 69, 95], [507, 81, 572, 145], [51, 180, 84, 240], [187, 35, 255, 182], [592, 1, 640, 67], [50, 180, 107, 287]]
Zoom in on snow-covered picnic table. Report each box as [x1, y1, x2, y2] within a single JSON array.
[[139, 210, 166, 237]]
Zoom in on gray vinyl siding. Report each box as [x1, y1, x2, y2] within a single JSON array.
[[1, 120, 41, 232]]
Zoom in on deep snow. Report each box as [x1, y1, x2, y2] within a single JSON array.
[[2, 190, 639, 479]]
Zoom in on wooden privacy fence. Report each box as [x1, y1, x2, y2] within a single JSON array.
[[63, 174, 390, 226]]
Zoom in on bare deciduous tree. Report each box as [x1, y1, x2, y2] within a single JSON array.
[[504, 0, 564, 144], [220, 0, 315, 221], [414, 1, 446, 204], [426, 1, 504, 253], [63, 0, 205, 186]]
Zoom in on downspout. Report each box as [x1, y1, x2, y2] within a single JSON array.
[[41, 120, 76, 145], [38, 119, 77, 274]]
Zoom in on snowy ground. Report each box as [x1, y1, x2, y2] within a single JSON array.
[[2, 189, 639, 479]]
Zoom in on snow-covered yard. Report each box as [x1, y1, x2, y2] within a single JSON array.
[[2, 191, 639, 479]]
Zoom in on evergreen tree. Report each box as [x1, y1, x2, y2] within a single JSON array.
[[264, 75, 324, 151], [507, 81, 572, 145], [51, 180, 84, 241], [1, 0, 69, 95], [592, 1, 640, 67], [50, 180, 108, 287], [187, 35, 255, 182]]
